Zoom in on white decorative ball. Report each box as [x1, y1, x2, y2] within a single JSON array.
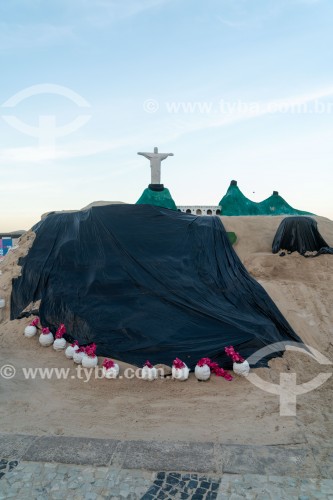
[[233, 360, 250, 377], [195, 364, 211, 381], [73, 350, 85, 364], [65, 344, 79, 359], [53, 338, 66, 351], [24, 325, 37, 338], [172, 365, 189, 381], [102, 364, 119, 379], [39, 332, 54, 347], [141, 365, 158, 381], [82, 355, 98, 368]]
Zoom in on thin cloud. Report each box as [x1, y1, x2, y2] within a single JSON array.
[[296, 0, 322, 4], [73, 0, 175, 26], [0, 23, 75, 51], [121, 0, 175, 17], [92, 0, 173, 13], [0, 180, 52, 193], [218, 16, 247, 29], [163, 86, 333, 139], [3, 87, 333, 164], [0, 140, 126, 163]]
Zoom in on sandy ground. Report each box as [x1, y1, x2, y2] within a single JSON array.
[[0, 215, 332, 447]]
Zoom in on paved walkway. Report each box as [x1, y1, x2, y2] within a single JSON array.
[[0, 433, 332, 499]]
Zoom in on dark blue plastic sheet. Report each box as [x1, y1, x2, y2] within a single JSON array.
[[272, 216, 332, 256], [11, 204, 301, 368]]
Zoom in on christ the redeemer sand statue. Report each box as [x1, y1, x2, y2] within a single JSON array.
[[137, 147, 174, 185]]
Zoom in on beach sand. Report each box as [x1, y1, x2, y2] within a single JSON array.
[[0, 215, 332, 447]]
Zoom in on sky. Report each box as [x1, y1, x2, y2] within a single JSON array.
[[1, 0, 333, 231]]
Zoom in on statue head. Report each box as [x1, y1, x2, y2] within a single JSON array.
[[154, 147, 158, 153]]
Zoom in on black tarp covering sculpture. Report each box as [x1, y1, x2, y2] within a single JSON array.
[[272, 216, 333, 256], [11, 204, 301, 368]]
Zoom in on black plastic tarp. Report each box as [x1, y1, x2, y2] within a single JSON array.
[[11, 204, 301, 368], [272, 216, 332, 256]]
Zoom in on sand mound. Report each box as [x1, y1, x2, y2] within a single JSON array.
[[222, 216, 333, 352], [0, 215, 332, 447], [0, 231, 36, 322]]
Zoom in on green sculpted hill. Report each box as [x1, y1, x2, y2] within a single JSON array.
[[219, 181, 313, 216], [136, 187, 177, 211]]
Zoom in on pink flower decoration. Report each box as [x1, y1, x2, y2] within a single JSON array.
[[196, 358, 233, 381], [85, 343, 97, 357], [225, 346, 245, 363], [76, 345, 85, 353], [197, 357, 211, 367], [214, 367, 233, 381], [209, 361, 219, 372], [30, 317, 39, 327], [41, 327, 51, 335], [71, 340, 79, 348], [55, 324, 66, 339], [103, 358, 115, 369], [144, 360, 154, 368], [173, 357, 186, 369]]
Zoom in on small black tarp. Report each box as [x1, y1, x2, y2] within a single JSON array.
[[11, 204, 301, 368], [272, 216, 333, 256]]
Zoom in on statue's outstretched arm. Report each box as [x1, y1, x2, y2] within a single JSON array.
[[160, 153, 174, 160], [137, 152, 152, 159]]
